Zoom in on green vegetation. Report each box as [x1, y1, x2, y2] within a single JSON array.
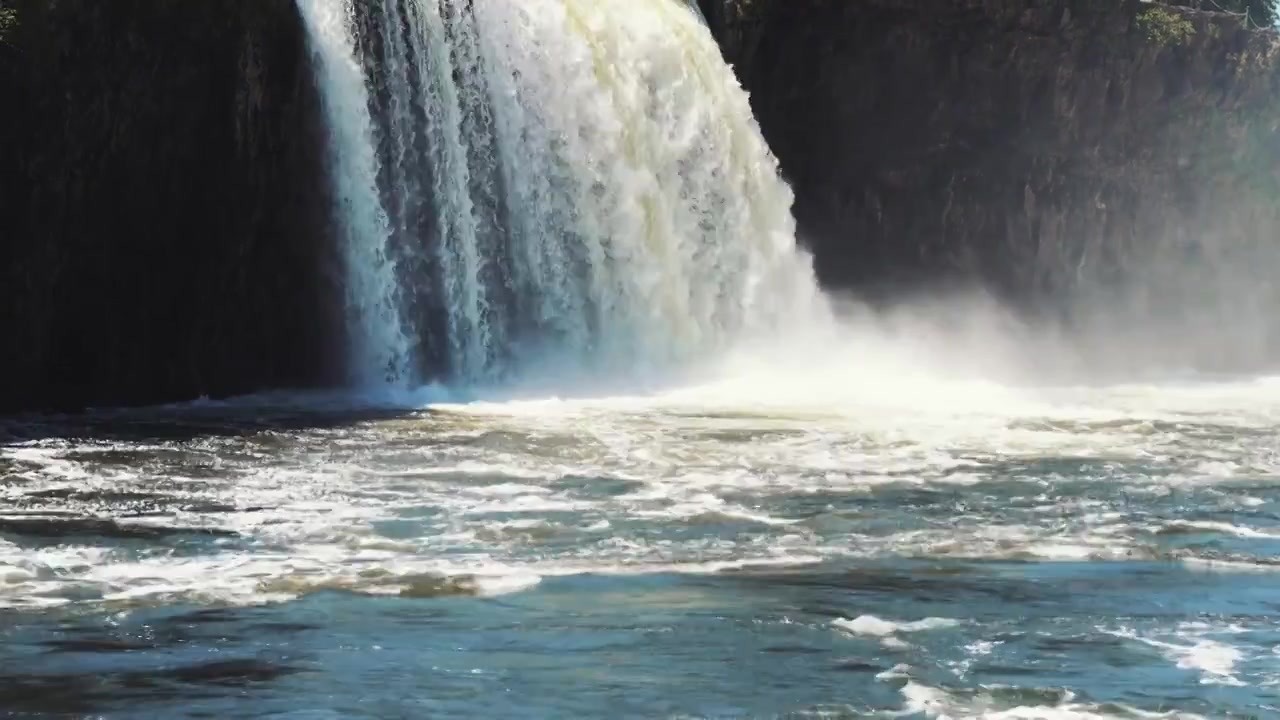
[[0, 7, 17, 42], [1137, 2, 1279, 44], [1138, 7, 1196, 45]]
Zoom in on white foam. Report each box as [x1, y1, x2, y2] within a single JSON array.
[[1107, 627, 1246, 686], [5, 344, 1280, 612], [1179, 556, 1280, 574], [1161, 520, 1280, 539], [985, 707, 1204, 720], [1175, 640, 1245, 685], [833, 615, 960, 637], [890, 676, 1207, 720]]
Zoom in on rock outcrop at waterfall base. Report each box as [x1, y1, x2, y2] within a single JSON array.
[[702, 0, 1280, 330], [0, 0, 342, 412]]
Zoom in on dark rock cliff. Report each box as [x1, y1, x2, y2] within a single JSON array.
[[703, 0, 1280, 370], [0, 0, 343, 412]]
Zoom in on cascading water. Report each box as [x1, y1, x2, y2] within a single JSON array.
[[472, 0, 824, 382], [300, 0, 824, 389], [296, 0, 414, 386]]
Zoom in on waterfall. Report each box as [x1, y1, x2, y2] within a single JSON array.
[[300, 0, 823, 388], [296, 0, 414, 386]]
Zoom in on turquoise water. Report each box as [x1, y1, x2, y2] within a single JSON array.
[[2, 376, 1279, 718]]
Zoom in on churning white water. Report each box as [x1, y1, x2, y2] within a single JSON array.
[[299, 0, 824, 386]]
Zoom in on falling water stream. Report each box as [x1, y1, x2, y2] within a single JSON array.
[[296, 0, 414, 385], [304, 0, 822, 386]]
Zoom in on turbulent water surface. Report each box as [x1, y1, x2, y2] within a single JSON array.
[[3, 362, 1279, 718]]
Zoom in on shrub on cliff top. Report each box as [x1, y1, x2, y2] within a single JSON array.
[[1139, 7, 1196, 45], [0, 8, 16, 42]]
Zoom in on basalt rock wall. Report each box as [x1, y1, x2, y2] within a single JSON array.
[[0, 0, 343, 412], [702, 0, 1280, 347]]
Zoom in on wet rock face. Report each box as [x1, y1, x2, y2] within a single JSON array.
[[702, 0, 1280, 319], [0, 0, 345, 412]]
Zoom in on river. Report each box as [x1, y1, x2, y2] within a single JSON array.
[[3, 357, 1278, 717]]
